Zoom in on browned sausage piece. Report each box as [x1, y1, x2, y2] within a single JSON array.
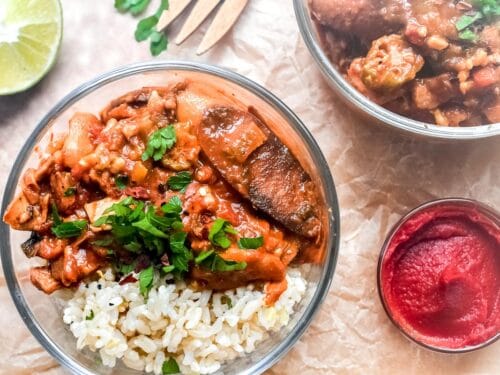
[[199, 106, 321, 239], [246, 135, 321, 238]]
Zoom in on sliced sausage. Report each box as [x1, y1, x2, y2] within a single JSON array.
[[199, 106, 321, 238]]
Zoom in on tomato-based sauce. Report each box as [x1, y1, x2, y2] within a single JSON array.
[[381, 202, 500, 349]]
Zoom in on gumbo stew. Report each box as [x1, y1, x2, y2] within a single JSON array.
[[3, 81, 324, 305], [311, 0, 500, 126]]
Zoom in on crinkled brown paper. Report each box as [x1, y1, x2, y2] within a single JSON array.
[[0, 1, 498, 374]]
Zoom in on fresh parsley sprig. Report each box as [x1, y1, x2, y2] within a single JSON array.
[[51, 203, 88, 238], [194, 249, 247, 272], [237, 236, 264, 249], [114, 0, 169, 56], [167, 171, 192, 192], [208, 218, 237, 249], [94, 196, 190, 279], [142, 125, 177, 162]]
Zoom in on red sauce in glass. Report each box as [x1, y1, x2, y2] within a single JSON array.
[[380, 201, 500, 349]]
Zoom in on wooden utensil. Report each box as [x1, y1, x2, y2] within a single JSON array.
[[197, 0, 249, 55], [157, 0, 250, 55], [175, 0, 220, 45]]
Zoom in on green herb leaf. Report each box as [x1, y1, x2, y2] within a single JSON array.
[[114, 0, 133, 12], [118, 262, 136, 275], [162, 357, 180, 375], [64, 187, 77, 197], [237, 236, 264, 249], [135, 15, 158, 42], [162, 265, 175, 273], [459, 29, 478, 41], [194, 250, 215, 264], [124, 241, 142, 252], [51, 203, 62, 225], [455, 12, 483, 31], [85, 310, 95, 320], [208, 218, 237, 249], [142, 126, 176, 161], [197, 251, 247, 272], [115, 175, 129, 190], [139, 265, 154, 297], [169, 232, 192, 273], [162, 196, 183, 215], [221, 295, 233, 309], [167, 171, 192, 192], [129, 0, 151, 15], [52, 220, 88, 238], [476, 0, 500, 16], [150, 31, 168, 56], [92, 237, 114, 246], [155, 0, 169, 18], [133, 216, 170, 238]]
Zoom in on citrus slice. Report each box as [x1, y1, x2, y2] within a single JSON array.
[[0, 0, 62, 95]]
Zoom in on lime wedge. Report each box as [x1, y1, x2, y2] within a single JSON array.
[[0, 0, 62, 95]]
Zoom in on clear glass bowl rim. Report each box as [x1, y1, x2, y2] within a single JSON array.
[[377, 197, 500, 353], [0, 61, 341, 375], [293, 0, 500, 140]]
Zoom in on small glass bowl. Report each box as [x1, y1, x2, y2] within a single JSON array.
[[293, 0, 500, 140], [0, 61, 340, 374], [377, 198, 500, 353]]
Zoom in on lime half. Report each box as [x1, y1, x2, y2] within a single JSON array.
[[0, 0, 62, 95]]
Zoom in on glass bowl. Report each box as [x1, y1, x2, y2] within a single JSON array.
[[377, 198, 500, 353], [293, 0, 500, 140], [0, 61, 340, 375]]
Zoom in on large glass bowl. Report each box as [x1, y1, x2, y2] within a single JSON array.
[[0, 61, 340, 375], [293, 0, 500, 140]]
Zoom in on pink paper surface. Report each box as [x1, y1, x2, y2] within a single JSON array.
[[0, 1, 498, 374]]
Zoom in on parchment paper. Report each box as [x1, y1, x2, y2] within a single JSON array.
[[0, 1, 499, 374]]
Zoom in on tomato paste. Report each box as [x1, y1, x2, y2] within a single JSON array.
[[380, 201, 500, 349]]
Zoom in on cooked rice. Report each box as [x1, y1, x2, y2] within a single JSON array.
[[62, 268, 306, 374]]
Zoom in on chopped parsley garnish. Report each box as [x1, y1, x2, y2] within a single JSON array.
[[142, 125, 176, 162], [459, 29, 478, 41], [456, 12, 483, 31], [162, 265, 175, 273], [208, 218, 237, 249], [237, 236, 264, 249], [169, 231, 192, 273], [139, 265, 154, 297], [94, 196, 190, 278], [162, 357, 180, 374], [195, 250, 247, 272], [85, 310, 95, 320], [115, 175, 129, 190], [162, 196, 183, 215], [118, 262, 136, 275], [51, 203, 87, 238], [167, 171, 192, 192], [455, 0, 500, 42], [63, 187, 76, 196], [194, 249, 215, 264], [114, 0, 169, 56], [92, 237, 114, 246]]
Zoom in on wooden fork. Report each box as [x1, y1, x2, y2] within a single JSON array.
[[157, 0, 249, 55]]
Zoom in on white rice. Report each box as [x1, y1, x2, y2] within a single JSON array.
[[62, 268, 306, 374]]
